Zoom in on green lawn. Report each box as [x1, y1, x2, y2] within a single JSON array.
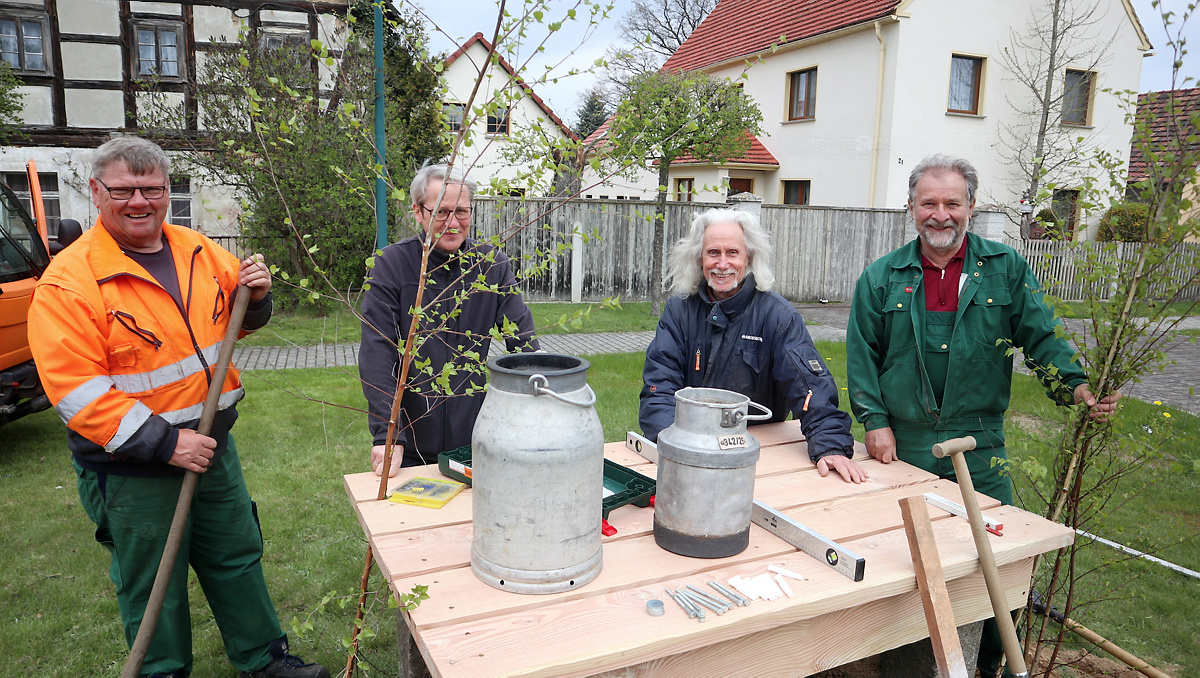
[[3, 345, 1196, 676], [1055, 299, 1198, 319], [238, 300, 661, 347]]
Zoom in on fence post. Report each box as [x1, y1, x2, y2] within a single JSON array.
[[571, 222, 583, 304]]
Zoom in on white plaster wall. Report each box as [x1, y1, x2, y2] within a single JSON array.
[[0, 146, 103, 230], [64, 89, 126, 128], [194, 5, 245, 43], [128, 2, 181, 16], [61, 43, 123, 81], [59, 0, 120, 36], [706, 25, 887, 208], [259, 9, 307, 24], [16, 86, 53, 125], [442, 41, 572, 193], [881, 0, 1145, 218]]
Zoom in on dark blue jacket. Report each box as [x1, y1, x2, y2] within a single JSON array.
[[639, 275, 854, 461], [360, 234, 538, 467]]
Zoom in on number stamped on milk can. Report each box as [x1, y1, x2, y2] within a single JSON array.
[[717, 434, 747, 450]]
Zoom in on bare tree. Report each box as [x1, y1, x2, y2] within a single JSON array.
[[618, 0, 716, 59], [598, 0, 716, 107], [996, 0, 1114, 238]]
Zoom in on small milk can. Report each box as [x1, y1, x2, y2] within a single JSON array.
[[471, 353, 605, 594], [654, 387, 771, 558]]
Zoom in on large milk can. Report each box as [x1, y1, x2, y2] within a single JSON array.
[[471, 353, 605, 594], [654, 387, 771, 558]]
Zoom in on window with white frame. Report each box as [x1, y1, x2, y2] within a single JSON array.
[[948, 55, 984, 114], [443, 102, 465, 131], [3, 172, 62, 239], [0, 14, 48, 74], [1062, 69, 1095, 126], [262, 31, 308, 51], [134, 22, 184, 80], [170, 176, 192, 229]]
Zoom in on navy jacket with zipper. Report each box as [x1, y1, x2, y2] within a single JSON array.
[[639, 275, 855, 461], [359, 234, 539, 467]]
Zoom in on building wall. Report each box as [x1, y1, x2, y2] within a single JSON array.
[[442, 40, 574, 193], [0, 0, 348, 237], [586, 0, 1147, 236]]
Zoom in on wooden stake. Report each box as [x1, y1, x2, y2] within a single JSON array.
[[899, 495, 969, 678]]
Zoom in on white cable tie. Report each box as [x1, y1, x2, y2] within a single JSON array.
[[774, 573, 795, 598], [768, 564, 806, 581]]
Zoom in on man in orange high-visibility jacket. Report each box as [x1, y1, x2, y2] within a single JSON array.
[[28, 137, 329, 678]]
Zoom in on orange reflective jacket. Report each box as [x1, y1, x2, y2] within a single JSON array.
[[29, 219, 246, 474]]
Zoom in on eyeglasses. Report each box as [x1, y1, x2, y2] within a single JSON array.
[[418, 205, 472, 222], [96, 178, 167, 201]]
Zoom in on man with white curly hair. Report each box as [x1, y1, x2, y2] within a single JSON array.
[[639, 208, 867, 483]]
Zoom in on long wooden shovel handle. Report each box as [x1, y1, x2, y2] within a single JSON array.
[[942, 444, 1029, 678], [122, 283, 252, 678]]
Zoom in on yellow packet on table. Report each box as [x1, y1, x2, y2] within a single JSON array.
[[389, 476, 465, 509]]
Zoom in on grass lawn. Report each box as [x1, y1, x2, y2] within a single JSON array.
[[1056, 300, 1198, 319], [238, 300, 661, 348], [2, 344, 1196, 676]]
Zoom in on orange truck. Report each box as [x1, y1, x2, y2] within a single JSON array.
[[0, 161, 79, 425]]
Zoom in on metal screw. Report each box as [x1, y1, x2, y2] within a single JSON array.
[[671, 588, 706, 621], [678, 588, 728, 615], [666, 588, 698, 619], [686, 585, 734, 612], [708, 580, 750, 607]]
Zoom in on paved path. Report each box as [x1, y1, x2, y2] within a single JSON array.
[[234, 302, 1200, 414]]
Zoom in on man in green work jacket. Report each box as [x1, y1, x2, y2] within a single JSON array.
[[846, 154, 1121, 676]]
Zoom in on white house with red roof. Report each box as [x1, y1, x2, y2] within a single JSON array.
[[442, 32, 578, 194], [586, 0, 1150, 233]]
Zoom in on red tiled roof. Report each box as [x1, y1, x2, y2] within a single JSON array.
[[445, 33, 579, 141], [663, 0, 901, 72], [1128, 88, 1200, 182], [668, 131, 779, 166]]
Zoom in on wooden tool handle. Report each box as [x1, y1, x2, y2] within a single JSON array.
[[931, 436, 977, 459]]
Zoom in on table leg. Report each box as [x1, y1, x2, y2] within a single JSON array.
[[398, 609, 433, 678]]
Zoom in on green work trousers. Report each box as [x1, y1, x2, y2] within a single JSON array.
[[893, 425, 1012, 676], [76, 436, 283, 676]]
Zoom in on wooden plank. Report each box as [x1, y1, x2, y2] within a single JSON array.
[[411, 514, 1067, 677], [899, 496, 969, 678], [582, 559, 1033, 678], [388, 499, 1056, 632]]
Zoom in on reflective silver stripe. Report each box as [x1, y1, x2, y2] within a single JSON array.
[[110, 340, 227, 394], [54, 376, 117, 423], [158, 387, 244, 425], [105, 401, 154, 452]]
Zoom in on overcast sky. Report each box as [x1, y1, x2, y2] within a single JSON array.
[[413, 0, 1200, 128]]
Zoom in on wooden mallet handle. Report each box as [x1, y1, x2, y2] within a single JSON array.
[[931, 436, 1029, 677]]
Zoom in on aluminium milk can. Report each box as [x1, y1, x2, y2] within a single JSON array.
[[654, 387, 771, 558], [471, 353, 605, 594]]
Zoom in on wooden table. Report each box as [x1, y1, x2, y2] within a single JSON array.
[[344, 422, 1073, 677]]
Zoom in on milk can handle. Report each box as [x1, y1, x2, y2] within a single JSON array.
[[528, 374, 597, 407], [745, 400, 773, 421]]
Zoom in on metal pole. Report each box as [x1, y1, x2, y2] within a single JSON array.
[[373, 0, 388, 251]]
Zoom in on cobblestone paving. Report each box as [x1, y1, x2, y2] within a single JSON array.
[[233, 303, 1198, 414]]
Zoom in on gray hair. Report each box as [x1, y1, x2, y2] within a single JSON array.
[[907, 154, 979, 205], [665, 208, 775, 296], [92, 137, 171, 181], [411, 163, 477, 206]]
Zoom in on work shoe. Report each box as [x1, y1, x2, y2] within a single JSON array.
[[239, 655, 330, 678]]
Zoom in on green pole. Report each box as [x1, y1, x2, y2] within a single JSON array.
[[374, 0, 388, 250]]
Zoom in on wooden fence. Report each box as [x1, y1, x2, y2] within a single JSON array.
[[1006, 237, 1200, 302], [210, 199, 1198, 304], [472, 197, 909, 302]]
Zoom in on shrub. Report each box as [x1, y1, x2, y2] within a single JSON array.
[[1098, 201, 1152, 241]]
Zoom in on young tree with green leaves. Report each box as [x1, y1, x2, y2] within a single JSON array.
[[603, 69, 763, 312], [1011, 15, 1200, 675]]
